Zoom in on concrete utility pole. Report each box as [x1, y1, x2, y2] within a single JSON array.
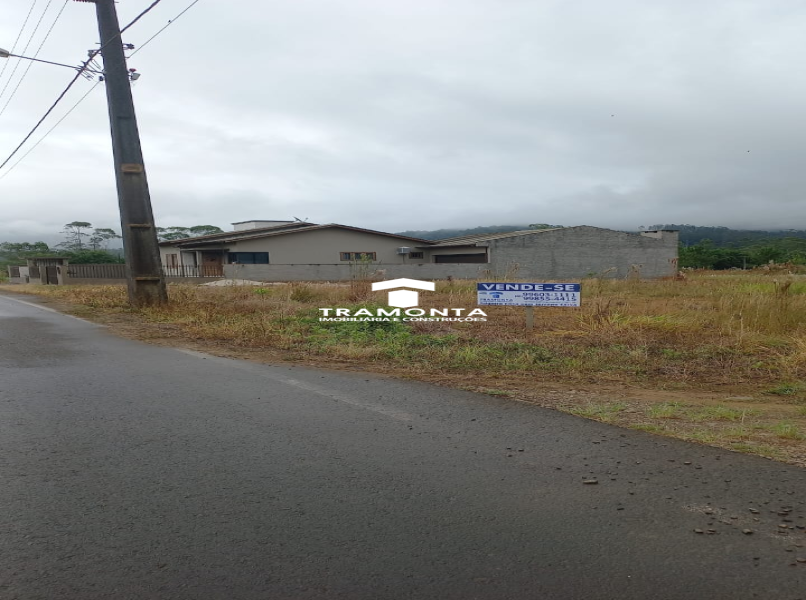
[[77, 0, 167, 306]]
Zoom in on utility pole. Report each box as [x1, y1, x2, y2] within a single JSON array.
[[77, 0, 167, 306]]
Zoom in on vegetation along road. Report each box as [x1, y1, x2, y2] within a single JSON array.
[[1, 292, 805, 599]]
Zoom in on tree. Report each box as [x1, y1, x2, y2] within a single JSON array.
[[156, 227, 191, 242], [750, 246, 786, 265], [528, 223, 564, 230], [60, 221, 92, 251], [64, 249, 125, 264], [88, 228, 121, 250], [0, 241, 54, 268], [156, 225, 223, 241], [188, 225, 223, 237], [57, 222, 93, 251]]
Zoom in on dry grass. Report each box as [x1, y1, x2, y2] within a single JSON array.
[[3, 270, 806, 465]]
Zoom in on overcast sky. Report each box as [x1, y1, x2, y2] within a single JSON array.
[[1, 0, 804, 244]]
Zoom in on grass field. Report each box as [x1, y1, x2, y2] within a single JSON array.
[[3, 269, 805, 465]]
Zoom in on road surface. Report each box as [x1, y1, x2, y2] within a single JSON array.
[[1, 292, 805, 599]]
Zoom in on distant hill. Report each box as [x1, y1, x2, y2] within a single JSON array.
[[648, 224, 806, 247], [397, 225, 531, 240], [399, 224, 806, 246]]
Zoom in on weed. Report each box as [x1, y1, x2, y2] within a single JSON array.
[[769, 421, 805, 440], [766, 382, 806, 396], [568, 402, 628, 422], [731, 443, 781, 458], [646, 402, 684, 419], [480, 389, 514, 398], [630, 424, 666, 433], [689, 406, 755, 422], [684, 430, 718, 444]]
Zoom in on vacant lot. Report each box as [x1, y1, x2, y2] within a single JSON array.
[[3, 270, 806, 464]]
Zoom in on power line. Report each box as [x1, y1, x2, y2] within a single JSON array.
[[0, 0, 39, 89], [0, 0, 70, 118], [0, 0, 47, 103], [3, 1, 203, 179], [0, 82, 100, 180], [131, 0, 200, 55], [0, 0, 169, 173], [120, 0, 165, 35]]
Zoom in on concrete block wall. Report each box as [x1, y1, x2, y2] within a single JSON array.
[[486, 226, 678, 279]]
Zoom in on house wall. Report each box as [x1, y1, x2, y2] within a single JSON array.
[[228, 229, 428, 264], [224, 263, 488, 282], [160, 229, 432, 266], [159, 226, 678, 280], [486, 226, 678, 279]]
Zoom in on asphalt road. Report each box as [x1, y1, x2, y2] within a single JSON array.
[[1, 292, 805, 600]]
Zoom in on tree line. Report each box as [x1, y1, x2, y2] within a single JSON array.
[[0, 222, 223, 269]]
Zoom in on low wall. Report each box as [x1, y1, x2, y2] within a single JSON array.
[[166, 277, 226, 285], [223, 263, 489, 282]]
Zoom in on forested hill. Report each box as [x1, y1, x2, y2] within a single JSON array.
[[648, 225, 806, 246], [399, 224, 806, 246], [397, 225, 530, 240]]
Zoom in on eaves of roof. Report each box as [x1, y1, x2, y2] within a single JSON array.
[[426, 227, 565, 248], [166, 223, 435, 249], [158, 221, 316, 247]]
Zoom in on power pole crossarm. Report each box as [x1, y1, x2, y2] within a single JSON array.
[[79, 0, 167, 306]]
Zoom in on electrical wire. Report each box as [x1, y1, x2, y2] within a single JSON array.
[[0, 0, 70, 118], [0, 0, 39, 90], [0, 0, 49, 103], [0, 0, 202, 179], [0, 0, 169, 173], [130, 0, 200, 56], [0, 83, 100, 180]]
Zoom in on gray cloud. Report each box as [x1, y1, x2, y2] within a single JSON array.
[[1, 0, 805, 243]]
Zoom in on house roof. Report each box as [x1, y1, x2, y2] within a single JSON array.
[[424, 227, 566, 248], [160, 223, 434, 249], [159, 221, 314, 247]]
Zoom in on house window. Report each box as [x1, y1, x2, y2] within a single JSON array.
[[433, 253, 488, 263], [167, 253, 179, 267], [228, 252, 269, 264], [409, 252, 424, 259], [340, 252, 377, 261]]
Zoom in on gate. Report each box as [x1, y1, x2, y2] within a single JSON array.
[[45, 266, 59, 285]]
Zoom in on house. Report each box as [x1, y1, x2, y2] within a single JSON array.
[[423, 226, 679, 279], [158, 221, 432, 277], [158, 220, 678, 281]]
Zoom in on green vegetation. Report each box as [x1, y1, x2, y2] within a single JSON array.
[[0, 241, 124, 271], [156, 225, 224, 242], [568, 402, 629, 422]]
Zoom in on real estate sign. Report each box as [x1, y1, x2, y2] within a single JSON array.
[[476, 282, 581, 307]]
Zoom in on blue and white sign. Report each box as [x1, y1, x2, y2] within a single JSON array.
[[477, 282, 581, 307]]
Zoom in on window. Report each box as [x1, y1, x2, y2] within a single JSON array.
[[340, 252, 377, 261], [167, 253, 179, 267], [228, 252, 269, 264], [434, 253, 487, 263], [409, 252, 424, 259]]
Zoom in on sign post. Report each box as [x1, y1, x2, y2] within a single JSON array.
[[524, 305, 534, 329], [477, 282, 581, 329]]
